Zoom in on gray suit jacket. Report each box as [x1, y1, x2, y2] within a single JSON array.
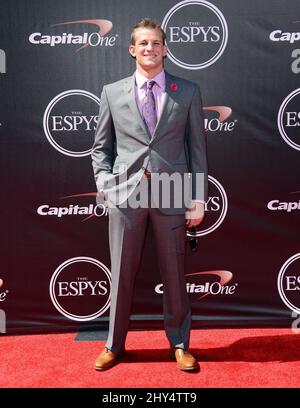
[[92, 71, 208, 214]]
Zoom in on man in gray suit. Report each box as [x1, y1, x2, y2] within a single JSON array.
[[92, 18, 208, 371]]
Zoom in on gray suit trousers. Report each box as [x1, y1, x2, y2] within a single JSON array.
[[106, 180, 191, 353]]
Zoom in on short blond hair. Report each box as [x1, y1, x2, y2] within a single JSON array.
[[131, 18, 166, 45]]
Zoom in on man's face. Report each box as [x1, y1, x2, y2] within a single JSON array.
[[129, 28, 167, 72]]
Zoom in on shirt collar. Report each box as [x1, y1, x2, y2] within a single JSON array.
[[135, 69, 166, 90]]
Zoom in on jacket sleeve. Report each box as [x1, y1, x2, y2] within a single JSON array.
[[185, 84, 208, 202], [91, 86, 116, 193]]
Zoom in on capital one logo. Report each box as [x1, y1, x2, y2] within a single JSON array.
[[269, 23, 300, 44], [189, 175, 228, 237], [267, 190, 300, 213], [0, 278, 7, 334], [29, 19, 117, 51], [43, 90, 100, 157], [162, 0, 228, 70], [37, 192, 108, 221], [0, 278, 8, 303], [277, 88, 300, 151], [278, 253, 300, 314], [204, 106, 237, 132], [155, 270, 237, 299], [36, 192, 108, 222], [49, 257, 111, 321]]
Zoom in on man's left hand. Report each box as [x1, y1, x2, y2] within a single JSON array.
[[185, 201, 205, 228]]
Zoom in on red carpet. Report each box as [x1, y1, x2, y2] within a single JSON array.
[[1, 328, 300, 388]]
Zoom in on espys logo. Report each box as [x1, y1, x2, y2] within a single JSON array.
[[0, 49, 6, 74], [267, 190, 300, 212], [37, 192, 108, 221], [204, 106, 237, 132], [155, 270, 237, 299], [277, 88, 300, 151], [43, 90, 100, 157], [29, 19, 117, 51], [162, 0, 228, 70], [189, 175, 228, 237], [278, 253, 300, 314], [49, 257, 111, 321]]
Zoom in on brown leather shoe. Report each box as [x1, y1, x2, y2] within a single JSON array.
[[94, 348, 125, 371], [170, 348, 199, 371]]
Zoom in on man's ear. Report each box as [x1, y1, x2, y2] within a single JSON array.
[[129, 45, 136, 58], [162, 45, 168, 57]]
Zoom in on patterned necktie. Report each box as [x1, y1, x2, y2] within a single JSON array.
[[142, 80, 157, 137]]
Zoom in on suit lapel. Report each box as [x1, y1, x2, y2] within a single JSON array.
[[151, 72, 175, 141]]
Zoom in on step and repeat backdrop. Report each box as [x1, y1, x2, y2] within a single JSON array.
[[1, 0, 300, 334]]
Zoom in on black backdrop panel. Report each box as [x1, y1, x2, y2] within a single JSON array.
[[1, 0, 299, 334]]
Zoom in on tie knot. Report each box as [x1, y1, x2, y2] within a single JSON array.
[[147, 80, 155, 90]]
